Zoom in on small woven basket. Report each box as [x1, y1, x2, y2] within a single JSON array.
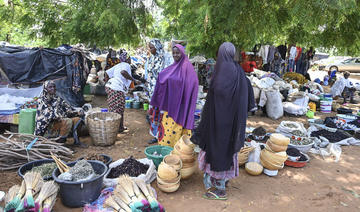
[[87, 112, 121, 146], [238, 146, 255, 166]]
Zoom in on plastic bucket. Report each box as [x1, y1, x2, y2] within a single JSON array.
[[52, 160, 108, 208], [18, 159, 56, 181], [143, 103, 149, 111], [132, 101, 141, 109], [125, 100, 132, 109], [320, 100, 332, 113], [18, 109, 37, 134], [144, 145, 173, 169]]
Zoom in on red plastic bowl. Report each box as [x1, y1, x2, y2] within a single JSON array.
[[284, 160, 307, 168]]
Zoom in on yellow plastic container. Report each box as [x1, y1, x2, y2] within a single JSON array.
[[308, 102, 316, 112]]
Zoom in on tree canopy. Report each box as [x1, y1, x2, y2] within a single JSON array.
[[1, 0, 359, 56]]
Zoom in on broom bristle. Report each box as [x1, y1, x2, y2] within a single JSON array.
[[5, 185, 20, 204], [113, 194, 132, 212], [35, 181, 59, 212], [104, 195, 121, 211], [114, 188, 131, 205], [42, 193, 57, 212], [5, 181, 26, 211], [20, 172, 43, 210], [118, 175, 135, 197]]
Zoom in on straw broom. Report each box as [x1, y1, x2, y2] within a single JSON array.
[[5, 181, 25, 211], [135, 179, 160, 210], [117, 175, 144, 211], [114, 187, 132, 206], [132, 180, 149, 211], [5, 185, 20, 205], [104, 195, 123, 212], [42, 193, 57, 212], [15, 172, 43, 211], [34, 181, 59, 212], [112, 194, 132, 212], [146, 184, 165, 212]]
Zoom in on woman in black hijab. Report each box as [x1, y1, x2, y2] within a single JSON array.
[[193, 42, 255, 200]]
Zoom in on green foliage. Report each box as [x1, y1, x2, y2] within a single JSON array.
[[160, 0, 360, 57], [0, 0, 154, 48]]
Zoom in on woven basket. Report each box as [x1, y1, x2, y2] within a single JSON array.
[[87, 112, 121, 146], [238, 146, 255, 166]]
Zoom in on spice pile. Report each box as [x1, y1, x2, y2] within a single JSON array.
[[310, 129, 350, 143], [108, 156, 149, 178], [289, 136, 313, 145], [29, 163, 57, 179], [58, 160, 96, 182], [0, 132, 73, 171]]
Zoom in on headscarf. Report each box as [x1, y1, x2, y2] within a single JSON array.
[[35, 81, 74, 136], [145, 39, 165, 81], [150, 44, 199, 129], [194, 42, 254, 172], [119, 50, 129, 62]]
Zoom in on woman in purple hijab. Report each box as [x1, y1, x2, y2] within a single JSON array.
[[150, 44, 198, 147], [193, 42, 255, 200]]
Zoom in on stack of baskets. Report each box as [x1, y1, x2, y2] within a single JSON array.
[[157, 155, 182, 193], [260, 133, 289, 173], [171, 135, 197, 180], [87, 112, 121, 146]]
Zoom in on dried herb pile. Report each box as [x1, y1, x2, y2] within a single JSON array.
[[108, 156, 149, 178], [310, 129, 350, 143], [29, 163, 57, 179]]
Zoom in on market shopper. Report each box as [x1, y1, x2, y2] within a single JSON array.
[[35, 81, 86, 147], [105, 51, 138, 132], [105, 49, 121, 70], [149, 44, 198, 147], [192, 42, 255, 200], [146, 39, 173, 144]]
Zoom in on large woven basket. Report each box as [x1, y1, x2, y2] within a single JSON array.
[[87, 112, 121, 146]]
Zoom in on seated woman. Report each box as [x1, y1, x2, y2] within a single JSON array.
[[35, 81, 86, 147], [149, 44, 198, 147]]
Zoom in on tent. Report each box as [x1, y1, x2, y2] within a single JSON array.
[[0, 45, 90, 107]]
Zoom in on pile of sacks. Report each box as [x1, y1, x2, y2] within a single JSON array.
[[171, 135, 197, 180], [260, 134, 289, 176]]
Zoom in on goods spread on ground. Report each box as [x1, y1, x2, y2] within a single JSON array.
[[4, 172, 58, 212], [0, 132, 73, 171], [103, 175, 164, 212], [108, 156, 149, 178], [310, 129, 350, 143]]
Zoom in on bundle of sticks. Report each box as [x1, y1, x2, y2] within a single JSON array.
[[0, 132, 73, 170], [104, 175, 165, 212]]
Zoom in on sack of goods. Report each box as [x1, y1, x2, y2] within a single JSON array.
[[171, 135, 197, 180], [260, 133, 289, 174], [157, 161, 181, 193]]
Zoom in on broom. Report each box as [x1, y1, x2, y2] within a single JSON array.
[[5, 181, 26, 211], [42, 194, 57, 212], [146, 184, 165, 212], [117, 175, 143, 211], [112, 194, 132, 212], [15, 172, 43, 211], [34, 181, 59, 212], [132, 180, 149, 210], [135, 179, 160, 211], [5, 185, 20, 206], [103, 195, 123, 212]]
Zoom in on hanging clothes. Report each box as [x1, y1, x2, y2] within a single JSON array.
[[267, 45, 277, 64], [277, 44, 287, 60], [258, 45, 270, 65]]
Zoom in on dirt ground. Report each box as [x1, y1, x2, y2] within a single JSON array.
[[1, 95, 360, 212]]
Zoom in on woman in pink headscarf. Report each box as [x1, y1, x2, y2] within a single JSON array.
[[149, 44, 198, 147]]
